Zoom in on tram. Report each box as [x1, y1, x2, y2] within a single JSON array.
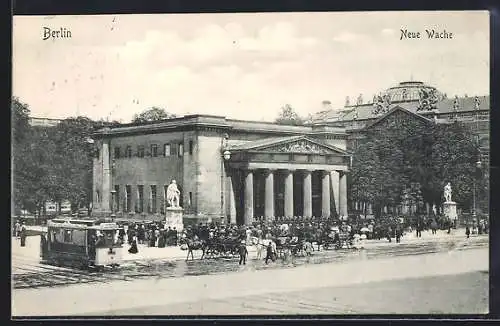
[[40, 218, 123, 269]]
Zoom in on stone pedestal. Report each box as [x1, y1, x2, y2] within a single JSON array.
[[166, 207, 184, 231], [443, 201, 458, 221]]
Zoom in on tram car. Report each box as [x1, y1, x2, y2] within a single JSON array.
[[40, 218, 123, 269]]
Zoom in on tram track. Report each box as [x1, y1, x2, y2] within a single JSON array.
[[12, 236, 488, 290]]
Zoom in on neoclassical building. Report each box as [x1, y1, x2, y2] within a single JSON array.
[[91, 116, 351, 225], [309, 80, 490, 166]]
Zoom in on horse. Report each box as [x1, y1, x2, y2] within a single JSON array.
[[293, 240, 314, 257], [250, 236, 266, 259], [179, 237, 207, 261]]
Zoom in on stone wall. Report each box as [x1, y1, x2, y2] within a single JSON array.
[[195, 132, 224, 218]]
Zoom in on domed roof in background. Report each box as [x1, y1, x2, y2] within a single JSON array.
[[384, 81, 442, 103]]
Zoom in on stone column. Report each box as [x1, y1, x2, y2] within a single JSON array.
[[225, 171, 237, 224], [284, 170, 294, 218], [339, 171, 348, 219], [321, 171, 331, 218], [101, 139, 111, 214], [303, 170, 312, 218], [244, 170, 254, 225], [330, 171, 340, 215], [264, 170, 275, 220]]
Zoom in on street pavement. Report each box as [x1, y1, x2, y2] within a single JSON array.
[[12, 245, 488, 316], [101, 271, 489, 315]]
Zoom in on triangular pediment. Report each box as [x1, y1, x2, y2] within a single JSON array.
[[229, 136, 348, 155], [364, 106, 433, 131]]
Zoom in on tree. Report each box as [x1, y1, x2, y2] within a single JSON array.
[[12, 97, 35, 214], [132, 107, 176, 123], [349, 115, 481, 217], [12, 97, 31, 144], [50, 116, 114, 211], [275, 104, 304, 126]]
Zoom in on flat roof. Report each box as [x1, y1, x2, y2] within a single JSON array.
[[93, 114, 347, 138]]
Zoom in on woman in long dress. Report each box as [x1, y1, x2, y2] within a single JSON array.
[[128, 232, 139, 254]]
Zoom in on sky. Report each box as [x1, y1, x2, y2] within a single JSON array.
[[13, 11, 489, 122]]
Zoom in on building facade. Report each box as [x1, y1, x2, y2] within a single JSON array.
[[310, 81, 490, 167], [91, 115, 351, 225], [309, 80, 490, 218]]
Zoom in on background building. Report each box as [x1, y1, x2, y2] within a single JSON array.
[[29, 117, 62, 127], [309, 80, 490, 167]]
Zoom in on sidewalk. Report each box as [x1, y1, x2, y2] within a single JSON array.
[[14, 228, 486, 264]]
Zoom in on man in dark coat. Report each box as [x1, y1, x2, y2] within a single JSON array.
[[265, 242, 274, 264], [238, 241, 248, 265], [395, 225, 402, 243], [20, 222, 27, 247]]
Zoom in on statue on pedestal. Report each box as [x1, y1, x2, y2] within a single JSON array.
[[444, 182, 452, 202], [167, 180, 181, 208]]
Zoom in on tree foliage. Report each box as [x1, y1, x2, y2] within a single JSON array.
[[12, 96, 121, 216], [132, 107, 176, 123], [275, 104, 305, 126], [349, 114, 484, 217]]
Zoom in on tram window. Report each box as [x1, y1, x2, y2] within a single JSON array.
[[64, 230, 73, 243], [72, 229, 86, 246]]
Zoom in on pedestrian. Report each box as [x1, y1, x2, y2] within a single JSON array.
[[20, 222, 27, 247], [265, 242, 274, 264], [238, 240, 248, 265], [465, 226, 470, 239], [395, 226, 402, 243], [128, 232, 139, 254], [14, 221, 21, 238]]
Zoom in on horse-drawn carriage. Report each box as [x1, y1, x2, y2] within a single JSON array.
[[313, 226, 353, 250], [180, 234, 241, 260], [273, 235, 313, 259]]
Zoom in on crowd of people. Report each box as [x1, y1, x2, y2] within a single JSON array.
[[13, 213, 488, 256], [114, 221, 179, 253], [116, 214, 464, 254]]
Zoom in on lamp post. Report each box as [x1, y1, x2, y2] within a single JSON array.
[[472, 160, 482, 221], [220, 133, 230, 224], [110, 189, 117, 222]]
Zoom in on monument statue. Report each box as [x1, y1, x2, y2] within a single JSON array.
[[166, 180, 181, 207], [444, 182, 452, 202]]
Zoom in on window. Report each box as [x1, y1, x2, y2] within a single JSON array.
[[96, 190, 100, 203], [114, 147, 121, 159], [64, 229, 73, 243], [125, 185, 131, 212], [114, 185, 119, 211], [170, 143, 177, 156], [126, 146, 132, 158], [189, 192, 193, 207], [151, 144, 158, 157], [189, 140, 194, 155], [137, 185, 144, 213], [164, 144, 171, 157], [137, 146, 145, 158], [151, 185, 157, 213], [178, 143, 184, 157]]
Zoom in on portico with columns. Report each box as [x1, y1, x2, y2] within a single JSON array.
[[223, 136, 350, 225]]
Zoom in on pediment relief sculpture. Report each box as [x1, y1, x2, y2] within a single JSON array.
[[270, 140, 331, 154]]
